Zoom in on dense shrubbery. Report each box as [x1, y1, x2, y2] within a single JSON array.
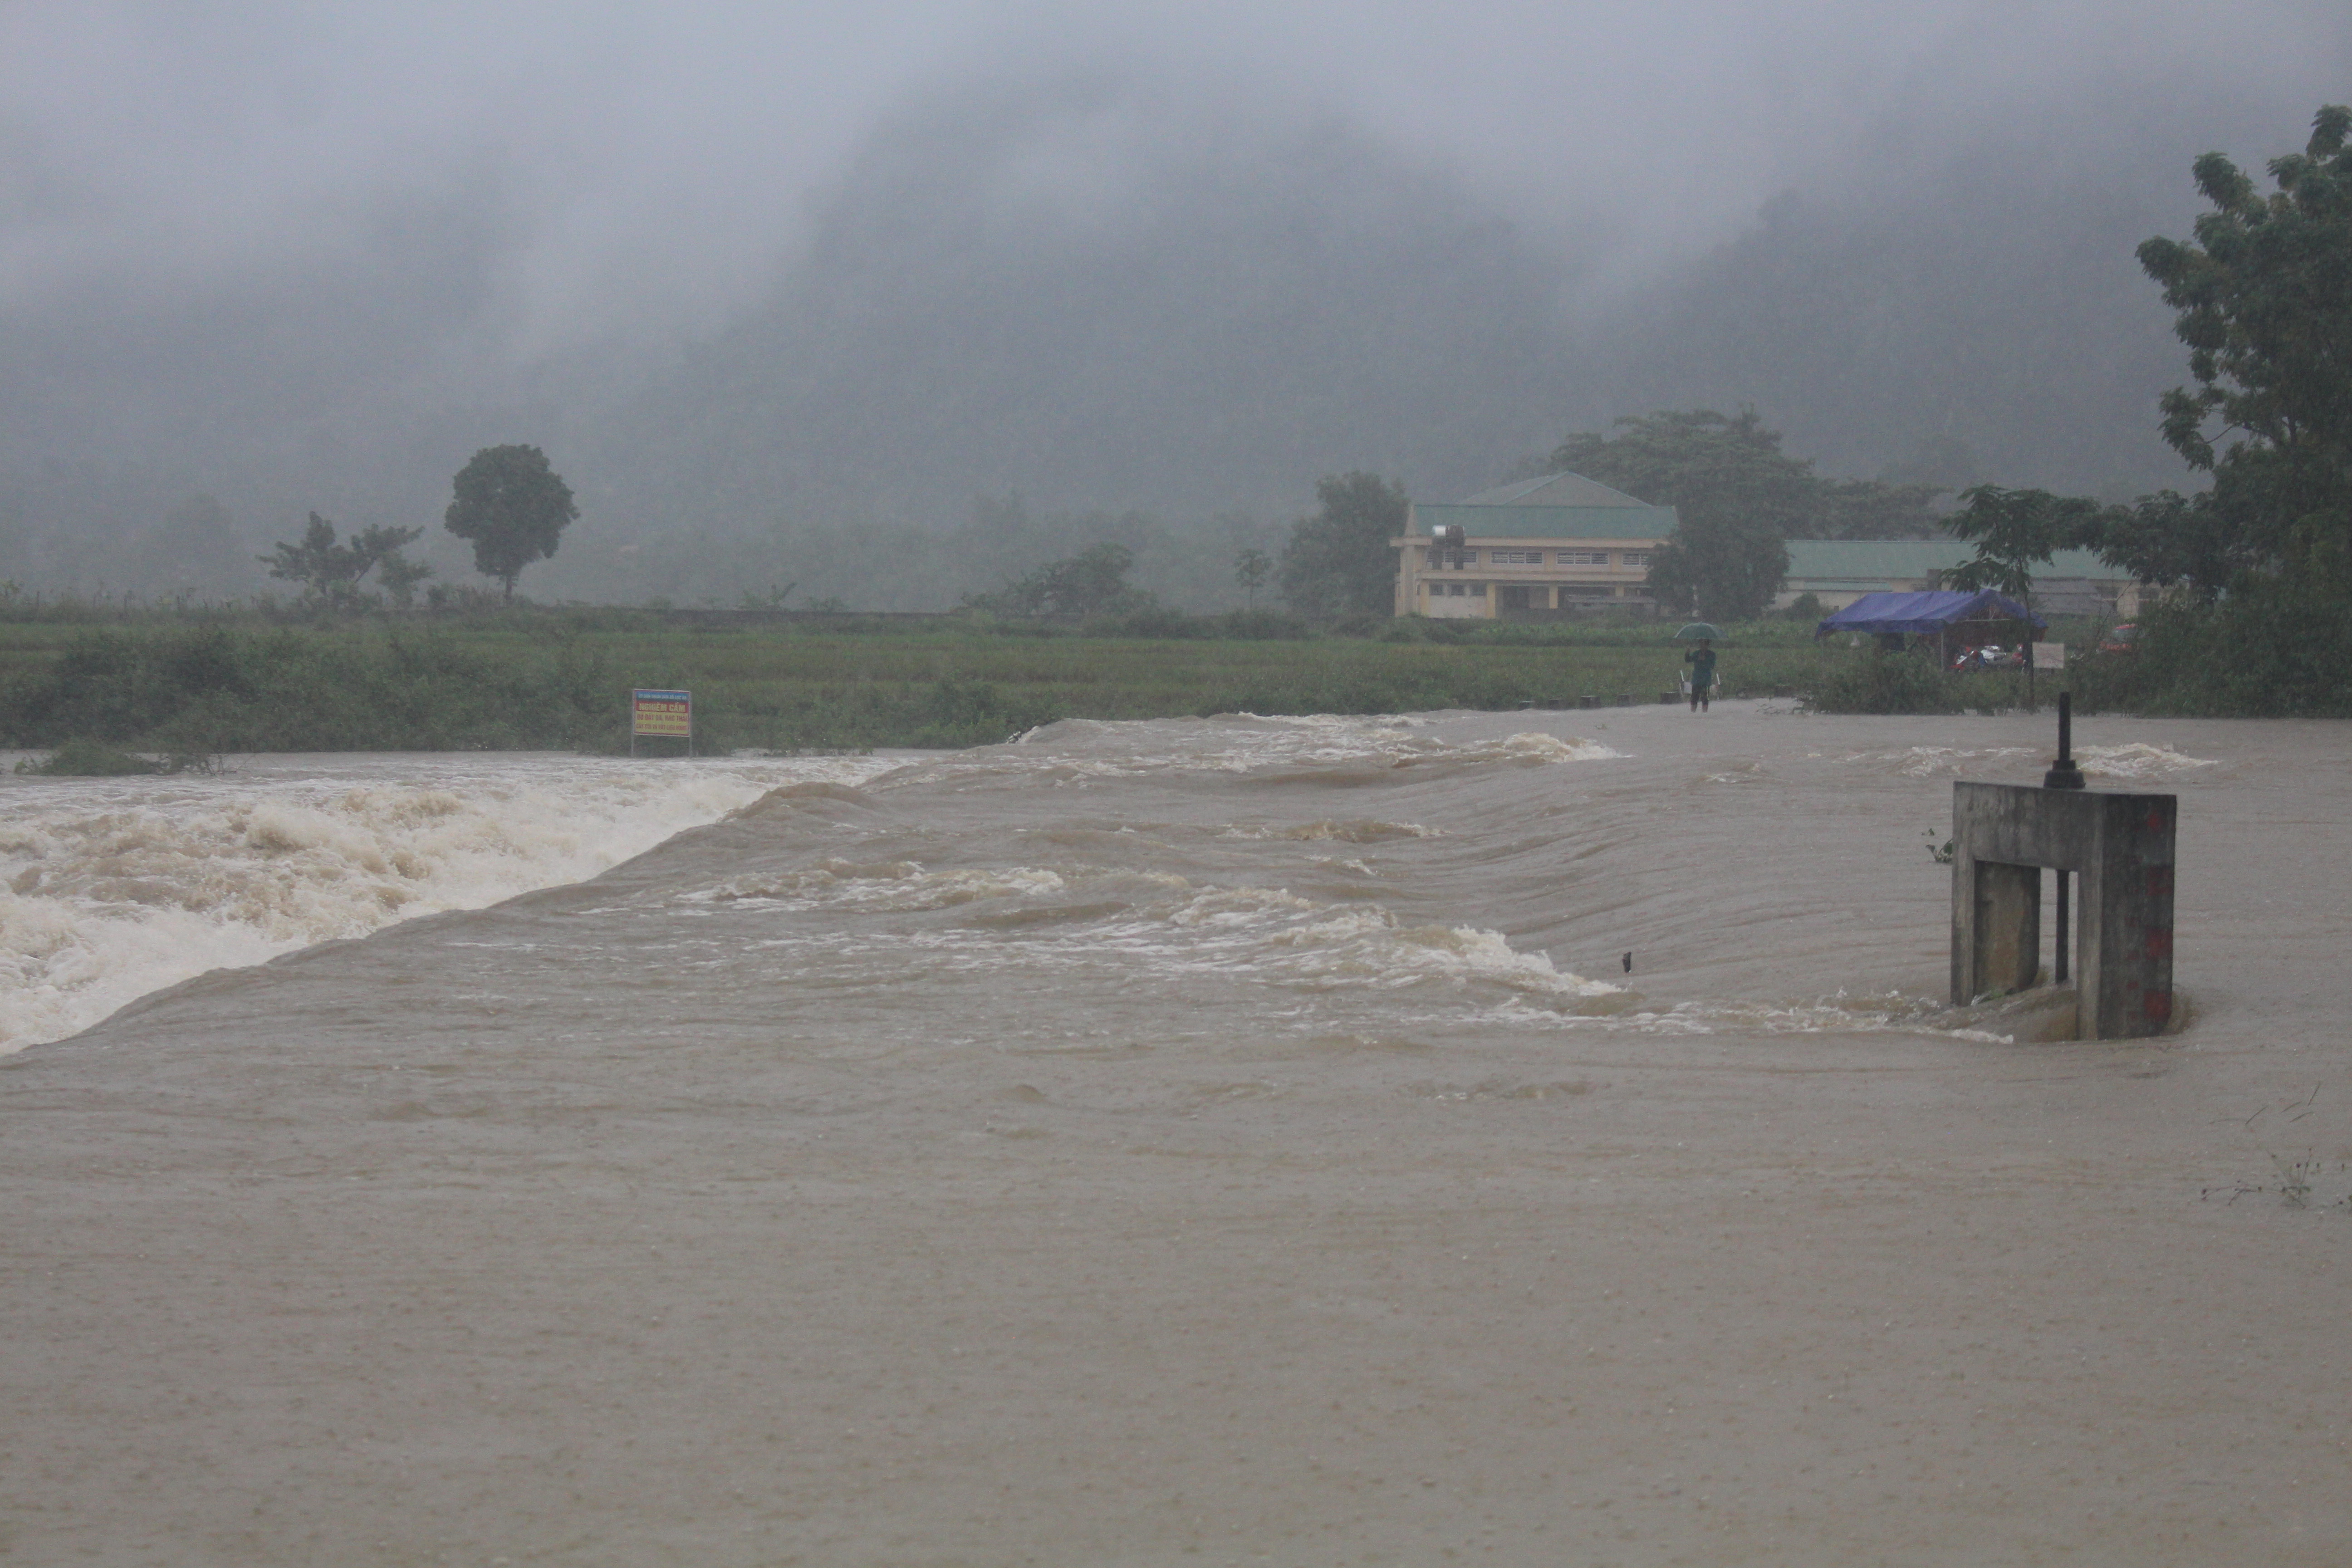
[[2075, 578, 2352, 716], [755, 678, 1066, 750], [1800, 651, 1971, 715], [0, 627, 617, 752]]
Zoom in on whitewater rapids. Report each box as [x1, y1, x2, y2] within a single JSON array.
[[0, 752, 902, 1053], [2, 704, 2347, 1564]]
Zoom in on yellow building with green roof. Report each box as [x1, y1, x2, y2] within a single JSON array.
[[1393, 472, 1678, 620]]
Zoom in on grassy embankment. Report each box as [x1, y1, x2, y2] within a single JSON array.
[[0, 610, 1869, 755]]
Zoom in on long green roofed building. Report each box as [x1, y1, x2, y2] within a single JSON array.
[[1394, 474, 2142, 622], [1778, 540, 2140, 618]]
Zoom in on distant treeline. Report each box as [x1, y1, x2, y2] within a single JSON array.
[[0, 473, 1298, 617]]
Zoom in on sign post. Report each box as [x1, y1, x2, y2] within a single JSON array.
[[631, 689, 692, 757]]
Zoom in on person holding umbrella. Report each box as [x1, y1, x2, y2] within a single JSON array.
[[1676, 622, 1721, 712]]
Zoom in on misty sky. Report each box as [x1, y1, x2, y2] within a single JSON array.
[[3, 1, 2349, 598], [17, 1, 2342, 348]]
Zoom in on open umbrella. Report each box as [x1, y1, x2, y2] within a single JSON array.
[[1675, 622, 1723, 641]]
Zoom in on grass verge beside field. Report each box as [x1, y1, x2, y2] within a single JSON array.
[[0, 613, 1877, 753]]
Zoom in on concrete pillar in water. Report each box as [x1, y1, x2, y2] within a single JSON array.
[[1970, 859, 2041, 997], [1950, 782, 2176, 1039]]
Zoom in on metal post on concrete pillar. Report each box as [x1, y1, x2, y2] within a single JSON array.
[[2044, 692, 2086, 791], [2044, 691, 2084, 981]]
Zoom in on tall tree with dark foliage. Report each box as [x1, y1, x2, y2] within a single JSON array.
[[444, 445, 578, 603], [1544, 408, 1941, 621], [2110, 106, 2352, 712], [1279, 472, 1409, 617], [2136, 104, 2352, 583]]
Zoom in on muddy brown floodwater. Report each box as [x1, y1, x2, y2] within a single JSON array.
[[3, 704, 2348, 1565]]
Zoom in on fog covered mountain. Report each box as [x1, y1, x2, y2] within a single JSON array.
[[2, 4, 2346, 604]]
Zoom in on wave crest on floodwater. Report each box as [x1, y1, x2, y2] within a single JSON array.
[[656, 835, 2045, 1046], [1839, 745, 2039, 777], [14, 707, 2128, 1061], [2077, 743, 2221, 779], [0, 754, 893, 1052], [1002, 714, 1620, 778], [1837, 740, 2221, 782]]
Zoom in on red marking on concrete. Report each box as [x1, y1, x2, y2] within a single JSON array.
[[2145, 990, 2173, 1023], [2145, 805, 2167, 834], [2144, 929, 2173, 959], [2146, 867, 2174, 898]]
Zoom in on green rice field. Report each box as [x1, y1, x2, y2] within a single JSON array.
[[0, 608, 2096, 754]]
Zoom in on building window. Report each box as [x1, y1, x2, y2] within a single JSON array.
[[1488, 549, 1545, 565], [1620, 551, 1651, 566], [1561, 584, 1612, 598], [1445, 582, 1466, 596], [1469, 582, 1486, 597]]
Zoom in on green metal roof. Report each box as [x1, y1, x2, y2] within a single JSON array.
[[1784, 540, 2125, 582], [1416, 471, 1676, 541], [1452, 471, 1658, 508]]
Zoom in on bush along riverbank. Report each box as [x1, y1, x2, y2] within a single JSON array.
[[1, 627, 620, 753], [1795, 592, 2352, 719], [2085, 578, 2352, 718]]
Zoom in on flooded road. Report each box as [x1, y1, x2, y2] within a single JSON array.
[[4, 703, 2348, 1564]]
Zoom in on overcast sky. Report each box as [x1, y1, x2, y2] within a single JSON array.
[[2, 0, 2348, 597], [10, 0, 2344, 361]]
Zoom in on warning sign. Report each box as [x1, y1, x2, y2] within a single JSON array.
[[632, 690, 692, 738]]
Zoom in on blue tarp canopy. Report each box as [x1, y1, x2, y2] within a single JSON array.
[[1815, 589, 2046, 637]]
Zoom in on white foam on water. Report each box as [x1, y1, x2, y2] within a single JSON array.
[[706, 862, 1999, 1042], [0, 753, 896, 1052], [2077, 742, 2221, 779], [743, 864, 1626, 1013], [1840, 741, 2221, 783], [1217, 819, 1437, 842], [674, 822, 1999, 1043], [1001, 715, 1620, 778], [691, 860, 1078, 912], [1474, 731, 1622, 765], [1840, 745, 2039, 777], [1586, 990, 2015, 1043]]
